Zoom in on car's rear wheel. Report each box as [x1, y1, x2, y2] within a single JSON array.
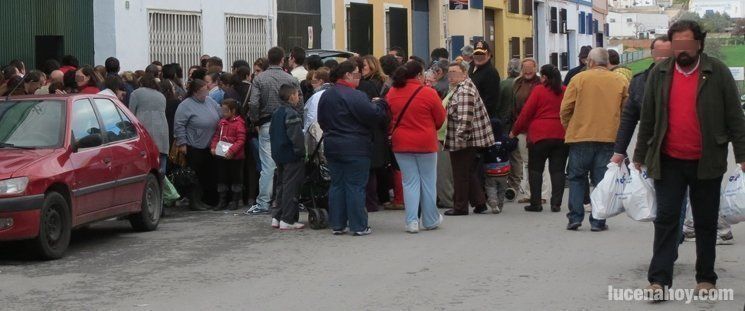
[[129, 174, 161, 232], [32, 192, 71, 260]]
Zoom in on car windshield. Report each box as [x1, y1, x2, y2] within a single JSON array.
[[0, 100, 66, 149]]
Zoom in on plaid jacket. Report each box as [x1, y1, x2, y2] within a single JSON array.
[[445, 78, 496, 151]]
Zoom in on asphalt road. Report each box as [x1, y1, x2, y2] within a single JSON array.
[[1, 201, 744, 311]]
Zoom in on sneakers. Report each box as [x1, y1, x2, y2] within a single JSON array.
[[487, 200, 502, 214], [425, 214, 444, 230], [473, 204, 487, 214], [279, 221, 305, 230], [591, 224, 609, 232], [406, 221, 419, 234], [567, 222, 581, 231], [717, 232, 734, 245], [353, 227, 373, 236], [244, 204, 269, 215], [271, 218, 280, 229], [332, 227, 349, 235]]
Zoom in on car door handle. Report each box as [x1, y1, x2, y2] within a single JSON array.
[[103, 157, 112, 164]]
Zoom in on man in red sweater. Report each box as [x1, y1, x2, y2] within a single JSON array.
[[633, 20, 745, 300]]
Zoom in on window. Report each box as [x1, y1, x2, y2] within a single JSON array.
[[509, 0, 520, 14], [0, 100, 65, 148], [550, 53, 559, 67], [523, 38, 533, 58], [510, 37, 521, 59], [71, 99, 101, 147], [579, 12, 586, 34], [560, 52, 569, 70], [594, 20, 599, 34], [626, 18, 633, 23], [149, 11, 202, 76], [610, 18, 616, 23], [93, 99, 137, 143], [225, 15, 270, 70], [587, 13, 593, 34], [523, 0, 533, 16], [559, 8, 568, 33], [550, 7, 558, 33]]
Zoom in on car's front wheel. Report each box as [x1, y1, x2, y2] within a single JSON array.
[[32, 192, 71, 260], [129, 174, 161, 232]]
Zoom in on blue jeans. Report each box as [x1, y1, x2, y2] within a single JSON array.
[[395, 153, 440, 228], [567, 142, 614, 227], [327, 155, 371, 232], [257, 123, 276, 209], [250, 137, 261, 172]]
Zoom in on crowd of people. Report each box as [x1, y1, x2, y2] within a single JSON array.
[[2, 19, 743, 300]]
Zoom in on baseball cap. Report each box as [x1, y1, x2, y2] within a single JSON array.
[[474, 40, 490, 55]]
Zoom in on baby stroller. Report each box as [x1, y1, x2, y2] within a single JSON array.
[[301, 126, 331, 229]]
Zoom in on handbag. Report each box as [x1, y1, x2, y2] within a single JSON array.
[[388, 86, 424, 170], [215, 125, 233, 158]]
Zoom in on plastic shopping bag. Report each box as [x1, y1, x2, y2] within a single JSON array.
[[591, 163, 629, 220], [720, 167, 745, 224], [622, 164, 656, 222], [162, 176, 180, 205]]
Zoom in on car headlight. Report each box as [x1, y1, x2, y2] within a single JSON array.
[[0, 177, 29, 195]]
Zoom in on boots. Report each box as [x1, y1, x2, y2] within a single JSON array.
[[215, 191, 229, 211], [228, 191, 243, 211], [188, 186, 211, 211]]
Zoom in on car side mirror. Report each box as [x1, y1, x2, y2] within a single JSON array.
[[74, 134, 103, 152]]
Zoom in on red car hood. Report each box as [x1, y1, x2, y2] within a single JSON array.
[[0, 149, 57, 180]]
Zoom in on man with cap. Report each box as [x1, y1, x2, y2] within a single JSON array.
[[468, 40, 501, 118], [563, 45, 593, 86]]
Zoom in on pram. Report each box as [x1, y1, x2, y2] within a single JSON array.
[[300, 127, 330, 229]]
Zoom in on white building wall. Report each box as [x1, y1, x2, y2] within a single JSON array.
[[94, 0, 275, 72], [608, 12, 668, 38], [690, 0, 745, 18], [610, 0, 656, 8]]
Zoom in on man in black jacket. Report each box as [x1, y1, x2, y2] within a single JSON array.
[[468, 40, 501, 118], [562, 45, 592, 86], [611, 36, 671, 161]]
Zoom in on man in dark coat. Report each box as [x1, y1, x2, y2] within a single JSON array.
[[468, 40, 501, 118], [562, 45, 592, 86]]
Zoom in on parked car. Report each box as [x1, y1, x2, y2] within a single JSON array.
[[0, 94, 163, 259], [306, 49, 356, 61]]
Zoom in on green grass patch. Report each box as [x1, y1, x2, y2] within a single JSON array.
[[627, 58, 654, 75], [722, 45, 745, 67]]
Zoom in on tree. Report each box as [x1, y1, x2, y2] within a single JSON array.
[[734, 19, 745, 39], [701, 11, 732, 33], [677, 11, 701, 22]]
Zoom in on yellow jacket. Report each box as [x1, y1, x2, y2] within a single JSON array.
[[612, 66, 633, 83], [560, 67, 629, 144]]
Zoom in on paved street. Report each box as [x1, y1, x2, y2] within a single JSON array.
[[1, 201, 744, 310]]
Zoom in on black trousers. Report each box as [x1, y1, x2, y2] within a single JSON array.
[[217, 159, 244, 193], [450, 147, 486, 213], [648, 155, 722, 287], [186, 146, 217, 205], [272, 161, 305, 224], [527, 139, 569, 207]]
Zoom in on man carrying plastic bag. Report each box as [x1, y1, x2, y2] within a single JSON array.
[[622, 164, 656, 222], [590, 163, 628, 220], [632, 20, 745, 299]]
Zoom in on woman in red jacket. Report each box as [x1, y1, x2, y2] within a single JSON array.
[[386, 61, 446, 233], [75, 66, 101, 94], [510, 64, 568, 213]]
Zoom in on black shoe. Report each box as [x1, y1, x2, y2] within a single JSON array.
[[228, 192, 243, 211], [550, 205, 561, 213], [214, 192, 229, 211], [591, 224, 609, 232], [567, 222, 581, 231], [524, 205, 543, 212], [473, 205, 487, 214], [444, 209, 468, 216]]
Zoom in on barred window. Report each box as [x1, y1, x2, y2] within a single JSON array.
[[225, 15, 271, 69], [523, 38, 533, 58], [148, 11, 203, 76]]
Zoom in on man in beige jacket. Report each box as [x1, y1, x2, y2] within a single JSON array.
[[560, 48, 629, 232]]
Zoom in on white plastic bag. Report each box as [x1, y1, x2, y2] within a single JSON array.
[[591, 163, 629, 220], [720, 167, 745, 224], [622, 164, 657, 222]]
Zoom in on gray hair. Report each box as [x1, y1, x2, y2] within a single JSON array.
[[461, 45, 474, 57], [507, 58, 521, 76], [587, 48, 609, 67], [430, 59, 450, 73]]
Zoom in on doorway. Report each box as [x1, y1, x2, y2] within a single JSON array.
[[387, 7, 409, 55], [35, 36, 64, 69], [412, 0, 430, 59], [347, 3, 373, 55]]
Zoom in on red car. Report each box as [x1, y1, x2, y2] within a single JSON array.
[[0, 94, 163, 259]]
